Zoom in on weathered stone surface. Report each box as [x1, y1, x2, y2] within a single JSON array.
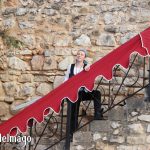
[[44, 49, 55, 57], [96, 33, 116, 46], [0, 55, 7, 70], [34, 75, 47, 82], [147, 124, 150, 133], [117, 145, 149, 150], [126, 98, 145, 113], [96, 141, 116, 150], [113, 129, 120, 135], [2, 8, 16, 15], [104, 13, 115, 25], [110, 136, 125, 144], [104, 25, 118, 33], [20, 49, 32, 55], [47, 76, 55, 82], [120, 32, 136, 44], [19, 21, 34, 29], [43, 57, 57, 70], [90, 120, 110, 132], [42, 9, 56, 16], [108, 107, 126, 121], [19, 83, 35, 97], [111, 122, 121, 129], [19, 0, 33, 6], [58, 56, 74, 70], [18, 74, 34, 82], [74, 34, 91, 46], [3, 82, 18, 96], [16, 8, 28, 16], [128, 123, 144, 134], [73, 131, 92, 144], [131, 111, 139, 117], [53, 36, 72, 47], [0, 102, 9, 117], [146, 135, 150, 144], [127, 136, 146, 144], [36, 83, 52, 96], [93, 132, 102, 141], [138, 115, 150, 122], [10, 100, 26, 114], [8, 57, 30, 71], [31, 55, 44, 70], [4, 96, 14, 103], [3, 18, 16, 29], [53, 76, 64, 89], [0, 81, 5, 100], [21, 34, 36, 49], [54, 48, 72, 56]]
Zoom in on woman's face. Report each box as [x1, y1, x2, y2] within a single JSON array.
[[76, 50, 86, 63]]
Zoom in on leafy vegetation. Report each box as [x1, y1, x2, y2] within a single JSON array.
[[0, 30, 24, 48]]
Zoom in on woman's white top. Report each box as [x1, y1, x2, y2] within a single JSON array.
[[64, 64, 84, 82]]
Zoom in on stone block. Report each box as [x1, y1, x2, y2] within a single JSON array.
[[138, 115, 150, 122], [96, 33, 116, 47], [53, 76, 64, 89], [3, 82, 18, 96], [109, 136, 125, 144], [147, 124, 150, 133], [127, 136, 146, 144], [8, 57, 30, 71], [117, 145, 150, 150], [19, 83, 35, 97], [73, 131, 92, 144], [31, 55, 44, 70], [93, 132, 102, 141], [18, 74, 34, 83], [90, 120, 111, 132], [5, 96, 14, 103], [111, 122, 121, 129], [43, 57, 57, 70], [36, 83, 53, 96], [74, 34, 91, 46], [146, 135, 150, 144], [108, 107, 126, 121], [58, 56, 74, 70], [16, 8, 28, 16], [53, 36, 72, 47], [113, 129, 120, 135], [96, 141, 116, 150], [0, 81, 5, 100], [127, 123, 144, 134], [126, 97, 145, 113], [0, 102, 9, 117]]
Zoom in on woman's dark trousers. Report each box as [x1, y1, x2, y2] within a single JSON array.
[[69, 90, 102, 135]]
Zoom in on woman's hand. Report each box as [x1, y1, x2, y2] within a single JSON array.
[[84, 65, 90, 71]]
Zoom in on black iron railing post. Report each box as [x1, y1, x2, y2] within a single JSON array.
[[60, 100, 64, 139], [144, 57, 150, 102], [28, 123, 33, 150], [64, 100, 72, 150], [146, 58, 150, 85]]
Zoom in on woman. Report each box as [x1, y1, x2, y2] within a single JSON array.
[[64, 48, 103, 135]]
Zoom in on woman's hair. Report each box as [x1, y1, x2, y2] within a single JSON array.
[[79, 48, 88, 57]]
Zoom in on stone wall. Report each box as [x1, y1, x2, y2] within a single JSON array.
[[0, 0, 150, 121], [72, 98, 150, 150]]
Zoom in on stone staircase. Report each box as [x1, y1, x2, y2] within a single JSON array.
[[70, 97, 150, 150]]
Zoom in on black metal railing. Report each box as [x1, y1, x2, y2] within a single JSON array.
[[0, 53, 149, 150]]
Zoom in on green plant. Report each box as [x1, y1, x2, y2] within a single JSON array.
[[0, 30, 24, 48]]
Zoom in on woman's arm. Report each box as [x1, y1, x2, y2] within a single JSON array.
[[84, 64, 90, 71]]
